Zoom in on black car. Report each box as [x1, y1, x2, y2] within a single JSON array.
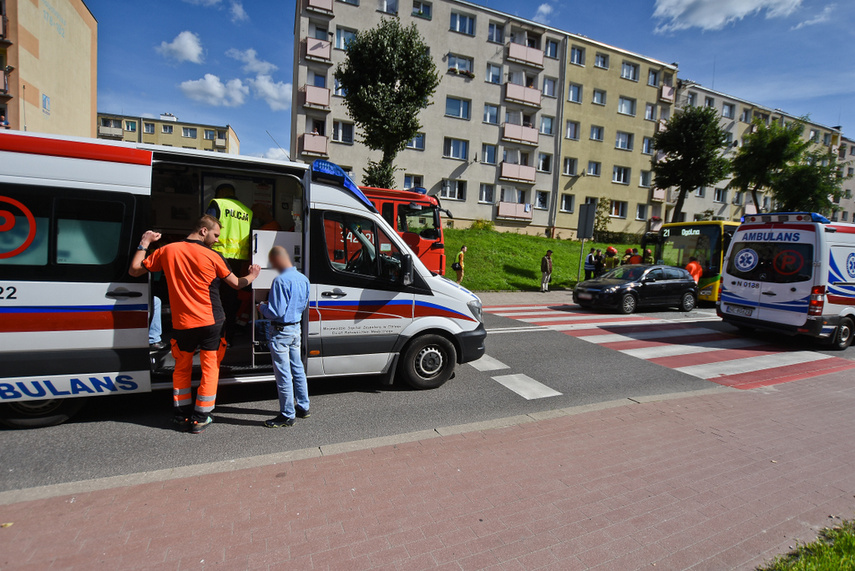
[[573, 265, 698, 314]]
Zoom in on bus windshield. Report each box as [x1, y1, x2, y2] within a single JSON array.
[[398, 204, 441, 240], [659, 224, 722, 276]]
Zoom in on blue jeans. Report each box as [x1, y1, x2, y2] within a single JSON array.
[[269, 325, 309, 419], [149, 296, 162, 344]]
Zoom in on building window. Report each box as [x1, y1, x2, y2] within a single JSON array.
[[642, 137, 654, 154], [487, 21, 504, 43], [441, 179, 466, 200], [443, 137, 469, 160], [740, 108, 752, 122], [100, 118, 122, 129], [162, 125, 174, 134], [610, 200, 628, 218], [537, 153, 552, 173], [332, 121, 354, 144], [479, 183, 495, 204], [338, 0, 358, 4], [594, 53, 609, 69], [590, 125, 604, 141], [613, 166, 631, 184], [202, 129, 214, 140], [483, 103, 499, 124], [448, 54, 473, 73], [618, 97, 637, 116], [621, 62, 639, 81], [733, 191, 743, 205], [486, 63, 502, 84], [545, 39, 559, 59], [648, 69, 659, 87], [636, 203, 648, 220], [684, 92, 697, 107], [645, 103, 657, 121], [566, 121, 580, 140], [144, 123, 155, 134], [563, 157, 578, 176], [823, 133, 832, 146], [501, 187, 526, 204], [182, 127, 198, 139], [639, 170, 651, 187], [445, 97, 471, 120], [714, 188, 727, 203], [481, 143, 497, 164], [722, 103, 735, 119], [407, 133, 425, 150], [450, 11, 475, 35], [704, 96, 715, 108], [560, 194, 575, 213], [125, 121, 137, 132], [570, 46, 585, 66], [412, 0, 431, 18], [695, 187, 705, 198], [404, 174, 423, 189], [615, 131, 634, 150], [592, 89, 606, 106], [335, 27, 357, 49], [535, 190, 549, 210], [587, 161, 601, 176], [542, 77, 557, 97], [568, 83, 582, 103], [540, 116, 554, 136]]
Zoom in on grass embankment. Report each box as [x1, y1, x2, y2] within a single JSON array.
[[757, 520, 855, 570], [442, 227, 636, 291]]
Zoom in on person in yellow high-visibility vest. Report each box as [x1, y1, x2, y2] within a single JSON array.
[[207, 183, 254, 343]]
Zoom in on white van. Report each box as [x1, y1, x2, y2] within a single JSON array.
[[718, 212, 855, 350], [0, 131, 486, 427]]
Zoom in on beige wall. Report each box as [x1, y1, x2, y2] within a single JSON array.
[[97, 113, 240, 155]]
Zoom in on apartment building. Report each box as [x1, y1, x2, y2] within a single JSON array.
[[554, 42, 676, 237], [96, 112, 240, 154], [671, 82, 842, 223], [1, 0, 97, 137], [835, 136, 855, 223]]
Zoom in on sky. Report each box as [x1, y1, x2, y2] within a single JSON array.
[[88, 0, 855, 158]]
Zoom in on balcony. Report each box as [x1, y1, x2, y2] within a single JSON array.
[[659, 85, 675, 103], [656, 119, 668, 133], [1, 15, 10, 44], [502, 123, 539, 146], [303, 85, 331, 110], [300, 133, 329, 157], [98, 126, 123, 138], [506, 42, 544, 68], [504, 83, 542, 108], [305, 38, 332, 63], [651, 188, 667, 202], [496, 202, 533, 221], [306, 0, 333, 15], [500, 162, 537, 183], [214, 138, 227, 148]]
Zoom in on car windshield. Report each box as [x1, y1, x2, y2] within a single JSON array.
[[601, 266, 646, 281]]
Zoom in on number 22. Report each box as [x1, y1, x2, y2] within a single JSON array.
[[0, 286, 18, 299]]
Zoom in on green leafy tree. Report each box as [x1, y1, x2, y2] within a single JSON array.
[[771, 150, 845, 213], [652, 106, 731, 223], [594, 196, 611, 236], [334, 19, 441, 188], [731, 119, 810, 210]]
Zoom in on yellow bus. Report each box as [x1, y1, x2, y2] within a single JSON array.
[[645, 220, 740, 303]]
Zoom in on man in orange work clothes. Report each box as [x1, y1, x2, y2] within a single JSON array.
[[686, 256, 703, 283], [129, 215, 261, 433]]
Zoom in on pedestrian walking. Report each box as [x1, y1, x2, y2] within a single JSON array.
[[129, 215, 261, 433], [453, 245, 467, 284], [686, 256, 703, 283], [584, 248, 596, 280], [540, 250, 553, 292], [258, 246, 311, 428]]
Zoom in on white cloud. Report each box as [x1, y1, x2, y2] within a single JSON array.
[[156, 31, 204, 64], [183, 0, 221, 5], [250, 75, 292, 111], [791, 3, 836, 29], [653, 0, 802, 32], [230, 1, 249, 22], [180, 74, 249, 107], [262, 147, 290, 161], [532, 3, 554, 24], [226, 48, 277, 74]]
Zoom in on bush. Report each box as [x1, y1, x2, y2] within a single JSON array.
[[469, 219, 495, 231]]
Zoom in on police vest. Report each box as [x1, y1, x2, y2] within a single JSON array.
[[211, 198, 253, 260]]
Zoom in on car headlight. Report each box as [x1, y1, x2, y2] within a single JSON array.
[[603, 287, 618, 294], [467, 299, 483, 322]]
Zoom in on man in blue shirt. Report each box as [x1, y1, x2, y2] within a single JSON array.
[[258, 246, 311, 428]]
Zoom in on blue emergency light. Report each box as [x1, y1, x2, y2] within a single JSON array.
[[741, 212, 831, 224], [311, 159, 377, 212]]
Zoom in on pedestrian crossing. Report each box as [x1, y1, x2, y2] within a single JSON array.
[[485, 304, 855, 390]]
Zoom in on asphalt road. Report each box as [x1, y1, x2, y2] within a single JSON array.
[[0, 300, 848, 492]]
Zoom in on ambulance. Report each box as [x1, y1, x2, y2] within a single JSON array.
[[718, 212, 855, 350], [0, 131, 486, 428]]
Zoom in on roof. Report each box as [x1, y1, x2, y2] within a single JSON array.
[[97, 112, 234, 132]]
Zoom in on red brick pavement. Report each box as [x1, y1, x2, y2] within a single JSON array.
[[2, 371, 854, 570]]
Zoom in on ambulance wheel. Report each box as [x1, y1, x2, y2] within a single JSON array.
[[831, 318, 854, 351], [0, 398, 88, 429], [619, 294, 637, 315], [399, 335, 458, 390], [680, 292, 697, 312]]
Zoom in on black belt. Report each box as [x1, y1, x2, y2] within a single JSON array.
[[272, 321, 299, 328]]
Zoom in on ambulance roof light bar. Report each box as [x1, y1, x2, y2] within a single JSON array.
[[741, 212, 831, 224], [311, 159, 378, 213]]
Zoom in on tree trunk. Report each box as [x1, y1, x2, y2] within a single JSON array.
[[671, 188, 687, 223], [751, 184, 761, 213]]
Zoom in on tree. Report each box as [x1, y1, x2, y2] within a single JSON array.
[[770, 150, 845, 213], [730, 119, 809, 210], [593, 196, 611, 236], [652, 106, 731, 223], [334, 19, 441, 188]]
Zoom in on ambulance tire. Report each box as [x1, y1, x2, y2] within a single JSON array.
[[831, 318, 854, 351], [0, 398, 89, 429], [399, 334, 458, 390]]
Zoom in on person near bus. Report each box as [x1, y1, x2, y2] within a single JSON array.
[[584, 248, 596, 279], [258, 246, 311, 428], [129, 216, 261, 433], [604, 246, 620, 271], [629, 248, 644, 264], [540, 250, 553, 292], [453, 245, 467, 284], [686, 256, 703, 283], [643, 249, 655, 265]]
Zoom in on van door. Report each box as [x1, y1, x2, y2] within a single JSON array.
[[722, 240, 764, 320], [0, 186, 151, 406], [310, 209, 414, 376]]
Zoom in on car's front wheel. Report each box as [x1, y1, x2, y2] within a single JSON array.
[[679, 292, 697, 312], [619, 293, 637, 315]]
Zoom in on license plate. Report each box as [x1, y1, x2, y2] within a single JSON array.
[[725, 304, 754, 317], [577, 292, 593, 300]]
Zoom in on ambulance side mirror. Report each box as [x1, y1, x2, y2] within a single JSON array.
[[401, 254, 414, 286]]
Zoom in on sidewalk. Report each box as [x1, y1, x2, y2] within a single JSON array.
[[2, 372, 854, 570]]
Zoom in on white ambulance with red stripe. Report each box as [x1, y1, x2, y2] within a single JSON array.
[[0, 131, 486, 427], [719, 212, 855, 349]]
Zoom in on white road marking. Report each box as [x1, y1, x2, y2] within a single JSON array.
[[675, 351, 832, 379], [486, 326, 550, 334], [469, 355, 511, 372], [620, 337, 766, 360], [578, 327, 718, 344], [549, 319, 674, 331], [492, 374, 563, 400]]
